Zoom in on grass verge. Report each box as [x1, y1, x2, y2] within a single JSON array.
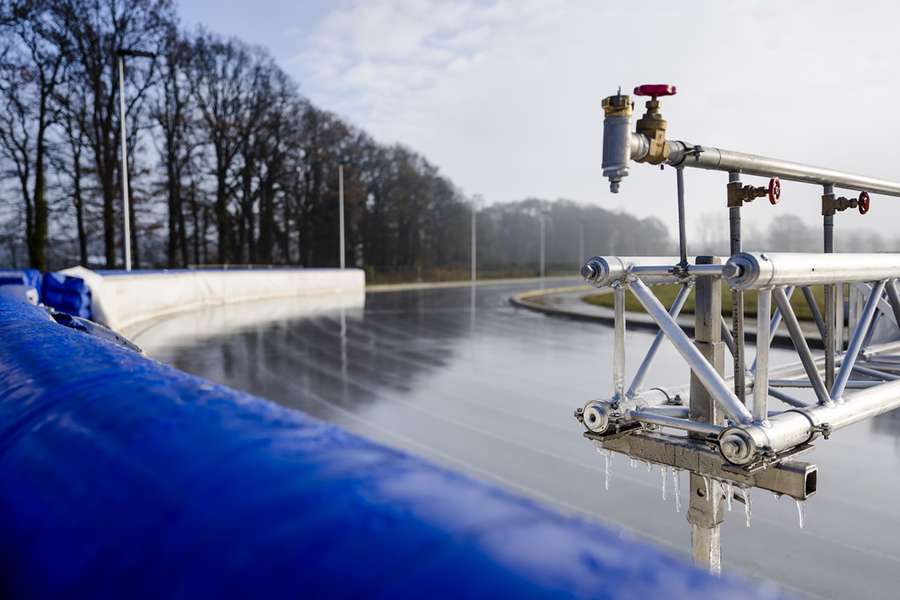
[[582, 283, 827, 321]]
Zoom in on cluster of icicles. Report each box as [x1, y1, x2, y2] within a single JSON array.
[[596, 446, 805, 529]]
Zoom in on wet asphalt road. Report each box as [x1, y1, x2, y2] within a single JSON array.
[[137, 280, 900, 599]]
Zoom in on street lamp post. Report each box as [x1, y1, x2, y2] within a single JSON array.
[[338, 161, 346, 269], [539, 208, 549, 280], [471, 194, 481, 284], [116, 48, 155, 271]]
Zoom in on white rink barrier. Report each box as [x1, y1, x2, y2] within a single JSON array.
[[60, 267, 365, 335]]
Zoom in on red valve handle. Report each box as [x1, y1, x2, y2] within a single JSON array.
[[768, 177, 781, 205], [859, 191, 870, 215], [633, 84, 677, 97]]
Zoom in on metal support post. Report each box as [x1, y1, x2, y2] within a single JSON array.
[[823, 183, 835, 388], [688, 256, 725, 574], [753, 289, 771, 424], [728, 172, 746, 405], [613, 284, 626, 403], [676, 167, 688, 269]]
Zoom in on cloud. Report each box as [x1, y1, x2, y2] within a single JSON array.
[[294, 0, 900, 241]]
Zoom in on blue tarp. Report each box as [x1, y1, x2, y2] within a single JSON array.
[[0, 294, 781, 598], [0, 268, 41, 290], [39, 271, 91, 318]]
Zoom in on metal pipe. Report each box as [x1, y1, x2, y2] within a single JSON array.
[[824, 183, 836, 389], [613, 285, 626, 402], [626, 409, 723, 437], [770, 378, 880, 390], [886, 279, 900, 327], [676, 167, 687, 268], [720, 316, 735, 357], [772, 286, 832, 405], [628, 278, 753, 424], [801, 286, 826, 339], [627, 284, 691, 397], [727, 253, 900, 290], [750, 286, 794, 374], [662, 137, 900, 197], [852, 364, 900, 381], [728, 172, 747, 407], [727, 378, 900, 463], [581, 256, 709, 287], [767, 387, 811, 408], [831, 280, 887, 401], [753, 289, 771, 424]]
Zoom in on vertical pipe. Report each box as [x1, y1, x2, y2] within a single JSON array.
[[627, 284, 691, 397], [688, 256, 724, 574], [338, 163, 345, 269], [118, 55, 132, 272], [823, 183, 835, 388], [728, 172, 745, 404], [676, 167, 688, 268], [831, 280, 887, 401], [753, 289, 771, 424], [613, 285, 626, 403]]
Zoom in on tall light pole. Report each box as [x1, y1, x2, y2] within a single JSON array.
[[471, 194, 481, 283], [579, 221, 585, 264], [116, 48, 155, 271], [338, 161, 346, 269], [539, 211, 546, 280]]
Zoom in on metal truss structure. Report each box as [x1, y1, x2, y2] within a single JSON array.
[[576, 84, 900, 572]]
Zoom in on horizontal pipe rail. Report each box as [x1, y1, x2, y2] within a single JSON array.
[[659, 137, 900, 197], [727, 253, 900, 289]]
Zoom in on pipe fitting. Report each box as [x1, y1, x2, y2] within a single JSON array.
[[718, 426, 765, 465], [601, 93, 634, 193], [582, 401, 612, 434]]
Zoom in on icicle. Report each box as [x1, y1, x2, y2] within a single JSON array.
[[646, 460, 652, 473], [603, 450, 611, 491], [701, 475, 710, 499], [630, 458, 637, 470], [672, 469, 682, 513], [795, 499, 805, 529], [660, 465, 667, 501], [743, 488, 752, 528], [725, 481, 734, 512]]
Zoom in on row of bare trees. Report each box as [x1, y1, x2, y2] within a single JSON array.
[[0, 0, 674, 276]]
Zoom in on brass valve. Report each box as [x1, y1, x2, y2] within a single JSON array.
[[822, 191, 870, 216], [634, 84, 676, 165], [727, 178, 781, 207], [601, 91, 633, 118]]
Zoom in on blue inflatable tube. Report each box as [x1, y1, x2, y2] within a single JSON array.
[[0, 295, 779, 598]]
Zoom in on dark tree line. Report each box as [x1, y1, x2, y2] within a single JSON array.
[[0, 0, 674, 277]]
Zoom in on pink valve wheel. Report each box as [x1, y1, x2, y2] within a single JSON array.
[[768, 178, 781, 205], [633, 84, 677, 97]]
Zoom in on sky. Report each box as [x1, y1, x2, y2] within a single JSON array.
[[180, 0, 900, 244]]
